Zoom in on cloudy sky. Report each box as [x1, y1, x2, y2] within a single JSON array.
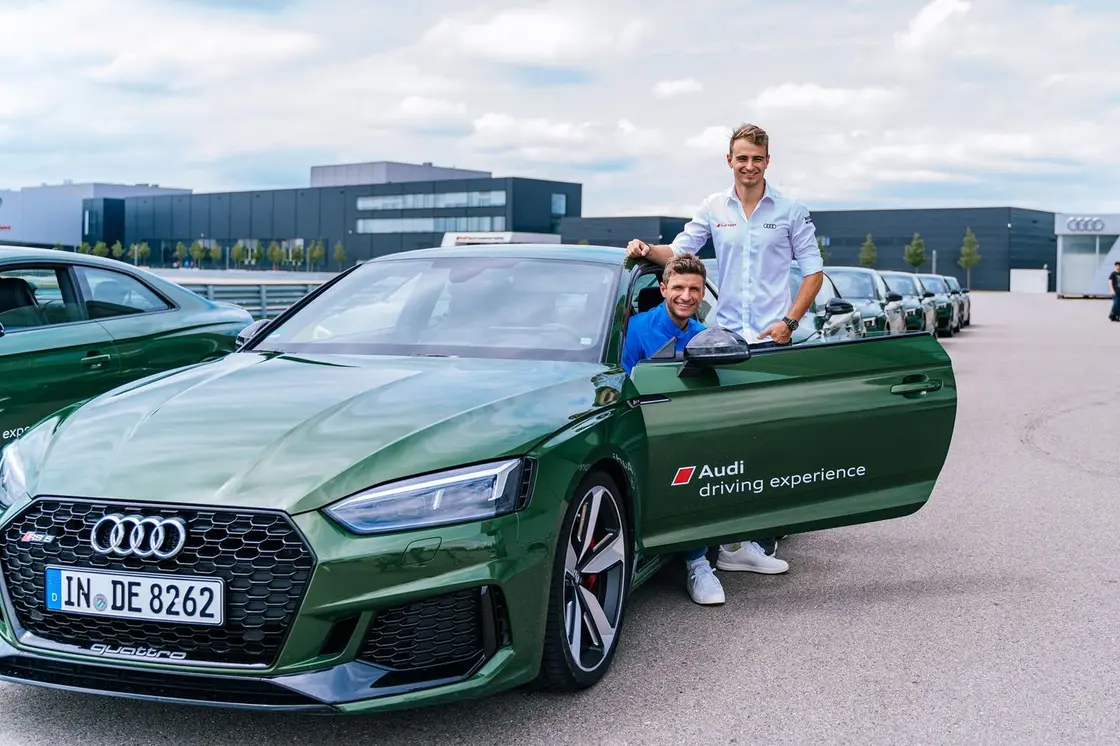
[[1, 0, 1118, 218]]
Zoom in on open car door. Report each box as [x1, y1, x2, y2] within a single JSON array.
[[627, 326, 957, 556]]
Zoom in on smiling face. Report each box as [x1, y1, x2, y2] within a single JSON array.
[[660, 255, 707, 327], [726, 123, 770, 189]]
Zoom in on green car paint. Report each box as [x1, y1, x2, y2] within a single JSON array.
[[0, 247, 253, 447], [943, 275, 971, 326], [0, 244, 958, 714], [916, 273, 961, 337], [880, 271, 938, 334], [820, 266, 907, 337]]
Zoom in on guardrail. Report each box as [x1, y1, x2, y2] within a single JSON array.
[[179, 281, 325, 319]]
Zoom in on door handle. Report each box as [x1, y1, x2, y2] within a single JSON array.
[[81, 353, 112, 369], [890, 380, 941, 395]]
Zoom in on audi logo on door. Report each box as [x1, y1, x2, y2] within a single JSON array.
[[1066, 217, 1106, 232]]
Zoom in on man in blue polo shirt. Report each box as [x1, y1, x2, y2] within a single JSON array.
[[621, 254, 734, 605], [622, 254, 707, 374]]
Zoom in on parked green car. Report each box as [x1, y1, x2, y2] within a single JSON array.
[[943, 275, 971, 326], [916, 273, 961, 336], [880, 271, 937, 334], [0, 244, 957, 714], [819, 266, 906, 336], [0, 247, 253, 447]]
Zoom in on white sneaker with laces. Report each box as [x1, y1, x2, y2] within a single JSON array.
[[716, 541, 789, 574], [686, 562, 725, 605]]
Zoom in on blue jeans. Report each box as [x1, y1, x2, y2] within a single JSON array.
[[1112, 294, 1120, 317], [683, 537, 778, 564]]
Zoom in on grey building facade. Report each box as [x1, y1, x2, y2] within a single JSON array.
[[561, 206, 1057, 291], [82, 162, 581, 268], [0, 182, 190, 250]]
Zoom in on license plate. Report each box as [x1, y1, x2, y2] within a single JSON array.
[[45, 566, 224, 626]]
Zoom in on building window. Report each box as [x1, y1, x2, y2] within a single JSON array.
[[356, 216, 502, 234], [356, 191, 506, 211], [551, 193, 567, 216]]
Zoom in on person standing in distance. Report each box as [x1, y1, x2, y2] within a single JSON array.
[[624, 122, 824, 580], [1108, 260, 1119, 321]]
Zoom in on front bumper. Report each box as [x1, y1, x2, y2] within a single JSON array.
[[0, 492, 555, 713]]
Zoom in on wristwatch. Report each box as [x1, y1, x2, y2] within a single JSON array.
[[782, 316, 799, 331]]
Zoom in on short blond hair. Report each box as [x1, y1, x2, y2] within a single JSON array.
[[729, 123, 769, 155], [663, 253, 707, 285]]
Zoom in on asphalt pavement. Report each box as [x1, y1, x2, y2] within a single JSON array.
[[2, 290, 1118, 745]]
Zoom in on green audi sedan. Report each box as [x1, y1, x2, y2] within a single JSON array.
[[0, 247, 253, 447], [821, 266, 906, 336], [880, 271, 937, 334], [917, 273, 961, 336], [0, 244, 958, 714]]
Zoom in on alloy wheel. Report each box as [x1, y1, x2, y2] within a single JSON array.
[[562, 484, 627, 674]]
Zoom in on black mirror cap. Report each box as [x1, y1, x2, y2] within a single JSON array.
[[922, 291, 935, 299], [683, 327, 751, 366], [236, 318, 271, 348], [886, 292, 903, 303], [0, 322, 5, 339], [825, 298, 854, 316]]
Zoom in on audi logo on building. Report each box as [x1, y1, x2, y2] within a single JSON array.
[[1066, 216, 1106, 232], [90, 514, 188, 559]]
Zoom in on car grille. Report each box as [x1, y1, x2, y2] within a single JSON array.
[[0, 498, 314, 667], [358, 586, 510, 675]]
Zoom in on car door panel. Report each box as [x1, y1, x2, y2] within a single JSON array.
[[628, 333, 957, 554], [71, 265, 227, 388], [0, 322, 121, 448]]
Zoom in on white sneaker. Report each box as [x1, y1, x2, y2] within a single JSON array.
[[686, 562, 725, 605], [716, 541, 789, 574]]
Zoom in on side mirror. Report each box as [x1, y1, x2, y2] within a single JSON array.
[[236, 318, 271, 348], [922, 291, 935, 299], [0, 322, 5, 339], [962, 288, 970, 294], [824, 298, 854, 317], [679, 327, 750, 377], [886, 292, 903, 303]]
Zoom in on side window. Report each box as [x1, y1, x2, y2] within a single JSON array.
[[74, 267, 171, 319], [875, 274, 889, 299], [0, 267, 83, 330]]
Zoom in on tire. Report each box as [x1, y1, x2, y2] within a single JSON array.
[[536, 469, 632, 691]]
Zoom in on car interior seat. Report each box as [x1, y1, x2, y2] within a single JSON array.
[[637, 287, 663, 313], [0, 277, 47, 328]]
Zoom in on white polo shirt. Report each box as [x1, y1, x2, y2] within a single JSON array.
[[670, 182, 823, 344]]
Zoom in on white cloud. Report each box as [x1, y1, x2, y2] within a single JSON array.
[[653, 79, 704, 98], [0, 0, 1118, 215]]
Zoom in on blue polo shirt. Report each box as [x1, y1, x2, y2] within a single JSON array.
[[622, 301, 706, 374]]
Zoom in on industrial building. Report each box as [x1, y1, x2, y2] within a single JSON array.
[[1053, 213, 1120, 297], [562, 206, 1058, 292], [78, 161, 579, 268]]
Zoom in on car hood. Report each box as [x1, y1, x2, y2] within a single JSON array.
[[848, 298, 884, 316], [23, 352, 617, 514]]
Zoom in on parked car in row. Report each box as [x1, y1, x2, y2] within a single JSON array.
[[916, 273, 964, 336], [0, 247, 254, 447]]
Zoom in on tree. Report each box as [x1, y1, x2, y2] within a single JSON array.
[[111, 240, 125, 260], [137, 242, 151, 264], [290, 243, 305, 269], [957, 227, 982, 288], [174, 242, 188, 264], [858, 233, 877, 268], [92, 241, 109, 258], [267, 240, 283, 268], [189, 240, 206, 266], [231, 242, 246, 267], [333, 240, 347, 270], [209, 243, 223, 266], [308, 239, 326, 269], [904, 233, 927, 271], [77, 242, 91, 254]]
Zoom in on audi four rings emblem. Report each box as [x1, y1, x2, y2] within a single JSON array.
[[1066, 217, 1105, 232], [90, 514, 188, 559]]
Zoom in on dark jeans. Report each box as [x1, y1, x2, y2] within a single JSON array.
[[1112, 294, 1120, 318]]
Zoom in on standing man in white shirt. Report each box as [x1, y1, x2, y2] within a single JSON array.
[[625, 122, 824, 605]]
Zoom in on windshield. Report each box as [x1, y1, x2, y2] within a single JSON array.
[[945, 276, 961, 291], [826, 269, 876, 299], [920, 275, 948, 293], [255, 256, 619, 362], [884, 274, 919, 296]]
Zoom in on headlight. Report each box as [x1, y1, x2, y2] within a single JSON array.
[[0, 442, 28, 510], [324, 459, 529, 536]]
